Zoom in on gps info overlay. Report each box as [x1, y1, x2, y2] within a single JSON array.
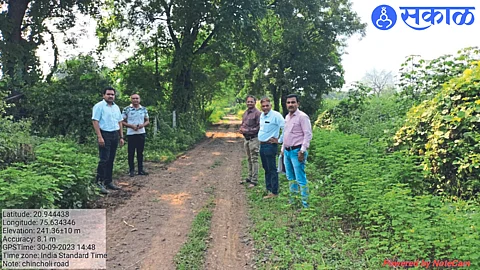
[[2, 209, 106, 269]]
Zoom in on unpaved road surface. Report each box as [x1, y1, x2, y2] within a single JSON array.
[[95, 116, 254, 270]]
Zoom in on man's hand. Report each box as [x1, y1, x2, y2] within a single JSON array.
[[98, 137, 105, 147], [298, 151, 305, 162], [280, 150, 284, 156], [120, 138, 125, 147], [268, 137, 279, 144]]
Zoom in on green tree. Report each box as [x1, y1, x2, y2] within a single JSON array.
[[398, 46, 480, 103], [0, 0, 100, 86], [253, 0, 366, 116], [25, 55, 112, 143], [98, 0, 264, 113]]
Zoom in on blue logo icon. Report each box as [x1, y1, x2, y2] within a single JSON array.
[[372, 5, 397, 30]]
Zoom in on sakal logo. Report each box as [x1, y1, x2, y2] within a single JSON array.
[[372, 4, 475, 30], [372, 5, 397, 30]]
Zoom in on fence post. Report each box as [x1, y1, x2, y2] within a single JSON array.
[[154, 115, 158, 136], [172, 110, 177, 129]]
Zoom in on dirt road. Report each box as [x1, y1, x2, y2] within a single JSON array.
[[97, 116, 254, 270]]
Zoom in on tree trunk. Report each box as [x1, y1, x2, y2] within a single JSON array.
[[171, 58, 194, 113], [171, 25, 198, 113], [271, 84, 280, 112], [281, 92, 288, 117], [1, 0, 30, 79]]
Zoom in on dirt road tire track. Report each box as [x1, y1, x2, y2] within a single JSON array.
[[100, 116, 254, 270]]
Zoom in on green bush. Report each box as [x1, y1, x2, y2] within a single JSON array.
[[308, 129, 480, 267], [0, 116, 35, 167], [24, 55, 113, 143], [0, 139, 98, 210], [144, 111, 205, 162], [315, 88, 406, 144], [394, 63, 480, 199]]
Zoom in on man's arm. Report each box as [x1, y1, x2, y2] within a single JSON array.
[[300, 114, 313, 152], [238, 111, 247, 134], [140, 117, 150, 128], [116, 106, 125, 146], [249, 111, 262, 134], [277, 112, 285, 143], [92, 120, 104, 147]]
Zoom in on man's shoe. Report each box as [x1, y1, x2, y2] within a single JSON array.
[[105, 183, 121, 190], [239, 178, 251, 184], [129, 170, 135, 177], [138, 170, 149, 175], [263, 193, 278, 199], [96, 183, 109, 194]]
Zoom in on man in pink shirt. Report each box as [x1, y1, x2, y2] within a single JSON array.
[[281, 94, 313, 207]]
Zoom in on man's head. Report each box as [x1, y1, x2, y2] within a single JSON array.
[[245, 95, 256, 110], [260, 97, 272, 114], [103, 87, 116, 104], [130, 94, 141, 106], [286, 94, 299, 113]]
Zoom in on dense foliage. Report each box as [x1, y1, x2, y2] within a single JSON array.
[[246, 48, 479, 269], [315, 83, 405, 145], [394, 63, 480, 199], [24, 56, 112, 143], [309, 130, 479, 267], [0, 140, 97, 210]]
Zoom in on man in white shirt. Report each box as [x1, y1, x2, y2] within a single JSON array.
[[122, 94, 150, 177], [258, 97, 285, 199]]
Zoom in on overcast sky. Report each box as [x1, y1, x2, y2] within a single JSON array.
[[342, 0, 480, 86]]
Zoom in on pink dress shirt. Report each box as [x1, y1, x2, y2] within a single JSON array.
[[281, 109, 312, 152]]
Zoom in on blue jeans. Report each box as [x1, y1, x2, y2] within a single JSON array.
[[260, 143, 278, 195], [284, 148, 309, 207], [96, 130, 119, 185]]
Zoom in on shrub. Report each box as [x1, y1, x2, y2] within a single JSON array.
[[0, 139, 98, 210], [0, 116, 35, 167], [315, 87, 406, 144], [308, 129, 480, 267], [394, 63, 480, 199]]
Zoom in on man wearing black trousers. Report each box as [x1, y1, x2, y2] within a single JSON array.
[[258, 97, 284, 199], [92, 87, 124, 194], [122, 94, 150, 177]]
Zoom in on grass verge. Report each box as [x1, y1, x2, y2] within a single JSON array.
[[243, 155, 369, 269], [174, 195, 216, 270]]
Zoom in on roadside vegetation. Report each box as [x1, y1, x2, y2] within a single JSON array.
[[247, 48, 480, 269]]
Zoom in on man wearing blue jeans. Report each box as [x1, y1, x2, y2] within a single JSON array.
[[281, 94, 313, 207], [258, 97, 284, 199], [92, 87, 125, 194]]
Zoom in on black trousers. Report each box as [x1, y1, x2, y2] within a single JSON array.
[[127, 133, 146, 172], [260, 143, 279, 195], [96, 131, 119, 185]]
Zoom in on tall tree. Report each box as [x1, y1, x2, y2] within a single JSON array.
[[253, 0, 366, 116], [0, 0, 99, 85], [99, 0, 265, 113]]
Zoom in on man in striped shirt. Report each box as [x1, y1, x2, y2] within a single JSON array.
[[239, 95, 261, 188]]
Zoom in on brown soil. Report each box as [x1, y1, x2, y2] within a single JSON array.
[[94, 116, 255, 270]]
